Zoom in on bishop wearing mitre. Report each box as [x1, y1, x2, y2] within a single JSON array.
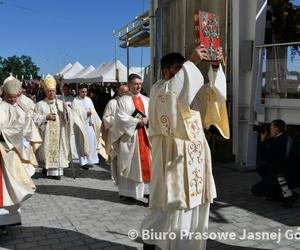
[[34, 74, 70, 179], [2, 76, 42, 177], [0, 77, 41, 233]]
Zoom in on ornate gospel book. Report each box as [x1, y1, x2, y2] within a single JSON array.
[[194, 10, 220, 61]]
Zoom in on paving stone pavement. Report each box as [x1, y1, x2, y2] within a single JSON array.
[[0, 160, 299, 250]]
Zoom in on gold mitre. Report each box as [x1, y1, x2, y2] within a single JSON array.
[[3, 76, 22, 95], [43, 74, 56, 90]]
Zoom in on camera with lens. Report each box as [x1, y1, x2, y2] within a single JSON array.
[[253, 123, 269, 134]]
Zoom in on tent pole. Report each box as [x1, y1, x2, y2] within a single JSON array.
[[127, 42, 130, 81]]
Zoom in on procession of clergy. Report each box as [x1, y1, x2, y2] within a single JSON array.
[[0, 46, 229, 250]]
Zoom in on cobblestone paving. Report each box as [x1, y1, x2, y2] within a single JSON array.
[[0, 160, 299, 250]]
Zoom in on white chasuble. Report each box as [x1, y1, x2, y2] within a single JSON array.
[[111, 94, 150, 199], [72, 96, 102, 166], [101, 98, 118, 156], [0, 102, 37, 226], [141, 61, 220, 250], [35, 98, 70, 172], [57, 95, 78, 160]]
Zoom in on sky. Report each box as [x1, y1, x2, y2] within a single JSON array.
[[2, 0, 300, 76], [0, 0, 150, 75]]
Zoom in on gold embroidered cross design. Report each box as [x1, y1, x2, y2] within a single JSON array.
[[187, 141, 203, 165], [190, 169, 203, 197], [188, 120, 201, 139]]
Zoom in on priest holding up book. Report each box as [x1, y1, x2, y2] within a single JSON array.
[[111, 74, 151, 201], [141, 45, 229, 250]]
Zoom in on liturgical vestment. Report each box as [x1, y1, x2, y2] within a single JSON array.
[[35, 98, 70, 176], [72, 96, 101, 166], [0, 101, 40, 226], [141, 61, 226, 250], [101, 97, 118, 157], [111, 93, 151, 199]]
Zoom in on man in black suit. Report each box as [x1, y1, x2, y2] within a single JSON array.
[[252, 119, 299, 207]]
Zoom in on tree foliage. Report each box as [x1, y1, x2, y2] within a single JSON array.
[[266, 0, 300, 55], [0, 55, 40, 84]]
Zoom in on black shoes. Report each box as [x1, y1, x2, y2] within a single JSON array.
[[42, 168, 47, 176], [119, 195, 136, 202], [81, 164, 93, 170]]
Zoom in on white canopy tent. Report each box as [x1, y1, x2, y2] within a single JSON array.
[[98, 60, 128, 83], [129, 66, 145, 80], [82, 60, 128, 83], [79, 63, 107, 83], [56, 63, 72, 76], [55, 60, 146, 84], [61, 61, 84, 79], [63, 65, 95, 84]]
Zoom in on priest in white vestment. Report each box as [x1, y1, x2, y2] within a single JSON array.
[[141, 46, 228, 250], [111, 74, 151, 200], [0, 78, 41, 232], [2, 76, 42, 177], [57, 84, 77, 160], [101, 84, 129, 160], [72, 84, 102, 169], [35, 75, 70, 179]]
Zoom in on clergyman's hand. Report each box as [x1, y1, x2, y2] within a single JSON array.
[[189, 44, 209, 64], [137, 119, 145, 128], [87, 110, 92, 117], [142, 117, 148, 125], [211, 47, 224, 68], [46, 113, 56, 121]]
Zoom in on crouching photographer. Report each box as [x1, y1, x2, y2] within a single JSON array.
[[251, 119, 299, 208]]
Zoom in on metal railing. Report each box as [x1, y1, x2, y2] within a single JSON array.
[[257, 43, 300, 99]]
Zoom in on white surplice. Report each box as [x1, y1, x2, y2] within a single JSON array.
[[34, 98, 70, 176], [111, 93, 150, 199], [141, 61, 224, 250], [72, 96, 101, 166]]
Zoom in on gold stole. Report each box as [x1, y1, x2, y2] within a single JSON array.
[[47, 102, 60, 168], [179, 104, 205, 209]]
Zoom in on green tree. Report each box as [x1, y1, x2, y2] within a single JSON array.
[[266, 0, 300, 55], [0, 55, 40, 84]]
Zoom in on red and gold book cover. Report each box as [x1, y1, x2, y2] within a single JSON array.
[[194, 10, 220, 61]]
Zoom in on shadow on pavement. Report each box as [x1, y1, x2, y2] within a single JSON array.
[[105, 232, 265, 250], [210, 165, 300, 227], [32, 165, 112, 181], [207, 239, 266, 249], [0, 226, 136, 249], [35, 185, 148, 207]]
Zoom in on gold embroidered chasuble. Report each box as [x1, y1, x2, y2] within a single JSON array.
[[35, 98, 70, 169], [148, 61, 220, 210], [0, 102, 38, 207]]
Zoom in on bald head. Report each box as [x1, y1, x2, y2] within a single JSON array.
[[118, 84, 129, 97]]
